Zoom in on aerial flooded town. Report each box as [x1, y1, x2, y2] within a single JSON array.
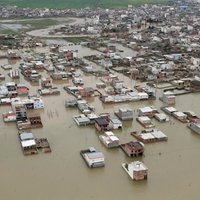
[[1, 0, 200, 199]]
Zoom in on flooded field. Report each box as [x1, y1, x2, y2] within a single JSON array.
[[1, 44, 200, 200]]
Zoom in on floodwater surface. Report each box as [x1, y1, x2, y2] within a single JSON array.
[[0, 43, 200, 200]]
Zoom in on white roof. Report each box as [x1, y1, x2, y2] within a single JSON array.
[[138, 116, 151, 122], [87, 114, 98, 119], [21, 139, 36, 148], [5, 82, 15, 86], [104, 131, 119, 142], [193, 122, 200, 128], [155, 113, 167, 120], [127, 92, 139, 97], [68, 86, 83, 90], [119, 108, 132, 112], [139, 107, 153, 113], [109, 135, 119, 142], [85, 152, 104, 160], [19, 132, 34, 141], [111, 118, 122, 124], [140, 133, 155, 140], [104, 131, 114, 136], [130, 161, 148, 171], [173, 111, 186, 117], [151, 130, 167, 139], [76, 116, 90, 123], [165, 107, 177, 112], [1, 98, 11, 103], [138, 92, 148, 97], [164, 91, 175, 96]]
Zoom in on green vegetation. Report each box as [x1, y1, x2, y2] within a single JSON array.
[[0, 18, 72, 35], [7, 18, 69, 30], [0, 29, 17, 35], [18, 19, 60, 30], [0, 0, 170, 8]]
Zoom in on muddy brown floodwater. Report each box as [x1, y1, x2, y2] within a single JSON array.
[[0, 43, 200, 200]]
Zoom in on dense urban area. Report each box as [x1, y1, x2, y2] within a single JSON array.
[[1, 0, 200, 200]]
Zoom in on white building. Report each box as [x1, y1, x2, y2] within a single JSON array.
[[99, 131, 120, 148], [122, 161, 148, 180]]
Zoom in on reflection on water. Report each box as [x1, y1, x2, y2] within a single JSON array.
[[0, 45, 200, 200]]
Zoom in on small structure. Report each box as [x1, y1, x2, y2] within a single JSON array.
[[8, 69, 20, 79], [187, 120, 200, 135], [38, 87, 60, 96], [5, 82, 16, 91], [183, 111, 199, 122], [138, 106, 158, 118], [131, 129, 168, 143], [1, 64, 12, 70], [19, 131, 37, 155], [16, 84, 29, 95], [122, 161, 148, 180], [73, 114, 90, 126], [161, 91, 176, 105], [32, 97, 45, 109], [50, 71, 68, 80], [0, 73, 5, 80], [120, 141, 144, 157], [2, 111, 16, 122], [12, 97, 45, 110], [28, 114, 43, 128], [35, 138, 51, 153], [87, 113, 98, 124], [0, 97, 12, 105], [41, 77, 52, 88], [172, 111, 188, 123], [161, 106, 177, 115], [15, 105, 31, 130], [114, 108, 133, 121], [94, 116, 111, 131], [21, 69, 41, 82], [7, 50, 20, 59], [72, 77, 84, 85], [137, 116, 155, 128], [154, 113, 169, 122], [65, 99, 77, 107], [138, 92, 149, 100], [80, 147, 105, 168], [99, 131, 120, 148], [96, 82, 106, 89], [77, 99, 95, 114], [110, 118, 122, 129], [77, 87, 95, 97]]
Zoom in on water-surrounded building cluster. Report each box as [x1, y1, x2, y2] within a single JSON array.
[[1, 0, 200, 180]]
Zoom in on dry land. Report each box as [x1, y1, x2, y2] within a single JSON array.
[[0, 0, 170, 8]]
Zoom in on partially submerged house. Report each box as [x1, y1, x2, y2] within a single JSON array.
[[19, 131, 37, 155], [137, 116, 155, 128], [114, 108, 133, 121], [131, 128, 168, 143], [94, 116, 112, 131], [161, 91, 176, 105], [188, 120, 200, 135], [122, 161, 148, 180], [120, 141, 144, 157], [80, 147, 105, 168], [99, 131, 120, 148]]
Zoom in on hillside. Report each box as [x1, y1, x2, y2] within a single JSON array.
[[0, 0, 170, 9]]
